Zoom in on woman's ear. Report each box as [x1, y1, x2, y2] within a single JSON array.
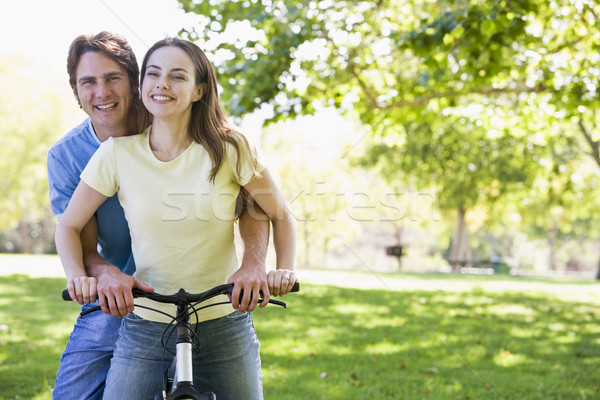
[[193, 83, 206, 102]]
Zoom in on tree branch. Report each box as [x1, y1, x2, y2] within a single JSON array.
[[578, 119, 600, 168], [380, 84, 549, 109]]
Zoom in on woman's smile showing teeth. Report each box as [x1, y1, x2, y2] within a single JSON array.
[[152, 95, 173, 101]]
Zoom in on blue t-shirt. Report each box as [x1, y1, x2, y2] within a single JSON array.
[[47, 119, 135, 275]]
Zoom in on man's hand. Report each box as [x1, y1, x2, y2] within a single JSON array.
[[228, 264, 269, 313], [79, 216, 153, 317], [95, 265, 153, 317], [66, 275, 98, 305]]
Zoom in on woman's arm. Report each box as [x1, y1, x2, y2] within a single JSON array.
[[55, 181, 108, 304], [243, 168, 297, 296]]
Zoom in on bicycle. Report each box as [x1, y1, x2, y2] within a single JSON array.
[[62, 281, 299, 400]]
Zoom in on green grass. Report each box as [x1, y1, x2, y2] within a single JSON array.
[[1, 273, 599, 399], [0, 274, 77, 400]]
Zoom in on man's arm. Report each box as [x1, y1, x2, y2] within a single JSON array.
[[228, 190, 271, 312], [81, 215, 152, 317]]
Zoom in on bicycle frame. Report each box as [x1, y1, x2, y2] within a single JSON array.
[[160, 289, 216, 400]]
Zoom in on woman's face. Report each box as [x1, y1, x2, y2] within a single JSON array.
[[141, 46, 202, 121]]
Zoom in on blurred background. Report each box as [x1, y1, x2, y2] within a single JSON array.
[[1, 0, 599, 279]]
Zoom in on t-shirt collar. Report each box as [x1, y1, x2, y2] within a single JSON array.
[[87, 118, 102, 146]]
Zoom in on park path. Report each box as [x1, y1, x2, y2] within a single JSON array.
[[0, 253, 399, 289], [1, 254, 598, 303], [0, 253, 485, 290]]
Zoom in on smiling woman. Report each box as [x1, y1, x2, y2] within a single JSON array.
[[141, 46, 203, 144]]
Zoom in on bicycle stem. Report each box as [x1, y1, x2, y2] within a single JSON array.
[[175, 291, 194, 384]]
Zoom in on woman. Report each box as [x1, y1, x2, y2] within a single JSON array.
[[55, 37, 297, 399]]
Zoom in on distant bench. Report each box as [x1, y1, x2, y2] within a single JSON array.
[[447, 259, 493, 269], [447, 259, 507, 275]]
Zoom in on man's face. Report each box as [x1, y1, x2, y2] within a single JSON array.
[[73, 51, 136, 140]]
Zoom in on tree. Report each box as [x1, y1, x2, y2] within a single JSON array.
[[259, 112, 363, 266], [359, 102, 542, 268], [177, 0, 600, 275], [0, 55, 77, 252]]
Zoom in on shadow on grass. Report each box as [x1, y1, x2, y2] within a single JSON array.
[[254, 284, 600, 400], [0, 274, 78, 399]]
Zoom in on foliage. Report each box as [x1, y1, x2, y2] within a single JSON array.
[[176, 0, 600, 272], [0, 55, 75, 239], [176, 0, 600, 120], [2, 272, 599, 399]]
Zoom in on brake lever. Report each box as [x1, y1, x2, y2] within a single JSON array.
[[80, 306, 102, 317]]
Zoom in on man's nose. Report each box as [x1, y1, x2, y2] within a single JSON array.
[[97, 81, 112, 97]]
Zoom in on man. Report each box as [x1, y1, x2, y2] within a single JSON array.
[[47, 31, 273, 400]]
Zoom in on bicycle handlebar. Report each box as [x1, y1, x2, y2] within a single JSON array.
[[62, 281, 300, 316]]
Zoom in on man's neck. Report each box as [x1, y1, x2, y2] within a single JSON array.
[[93, 124, 129, 142], [91, 112, 138, 142]]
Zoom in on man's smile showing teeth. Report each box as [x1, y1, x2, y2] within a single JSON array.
[[96, 103, 117, 110]]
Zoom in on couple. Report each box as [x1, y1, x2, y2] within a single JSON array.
[[47, 32, 297, 399]]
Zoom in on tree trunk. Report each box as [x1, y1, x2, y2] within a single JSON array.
[[547, 220, 558, 271], [449, 206, 472, 271], [577, 121, 600, 280], [303, 219, 310, 266], [596, 236, 600, 280], [395, 224, 403, 271]]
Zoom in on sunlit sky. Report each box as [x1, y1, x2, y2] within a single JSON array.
[[1, 0, 197, 76]]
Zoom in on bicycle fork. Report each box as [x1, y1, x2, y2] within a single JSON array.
[[158, 298, 216, 400]]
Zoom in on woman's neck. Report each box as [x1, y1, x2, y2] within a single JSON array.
[[149, 118, 192, 162]]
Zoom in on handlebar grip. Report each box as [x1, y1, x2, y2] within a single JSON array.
[[62, 289, 72, 301], [291, 281, 300, 292]]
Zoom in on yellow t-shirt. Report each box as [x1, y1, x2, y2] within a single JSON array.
[[81, 126, 264, 322]]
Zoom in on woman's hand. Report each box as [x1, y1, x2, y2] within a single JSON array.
[[66, 275, 98, 305], [267, 269, 296, 297]]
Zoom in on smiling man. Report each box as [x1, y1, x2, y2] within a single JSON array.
[[47, 31, 272, 400]]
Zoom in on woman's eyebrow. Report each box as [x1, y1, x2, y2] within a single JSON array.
[[147, 65, 189, 74]]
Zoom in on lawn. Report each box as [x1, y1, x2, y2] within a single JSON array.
[[0, 272, 599, 399]]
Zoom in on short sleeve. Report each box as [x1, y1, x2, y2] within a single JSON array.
[[80, 137, 119, 197], [47, 150, 79, 220], [227, 134, 266, 186]]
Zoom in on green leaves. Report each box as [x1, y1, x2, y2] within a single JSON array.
[[176, 0, 600, 270], [0, 55, 75, 232]]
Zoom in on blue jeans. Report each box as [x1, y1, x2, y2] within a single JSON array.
[[103, 311, 263, 400], [53, 303, 123, 400]]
